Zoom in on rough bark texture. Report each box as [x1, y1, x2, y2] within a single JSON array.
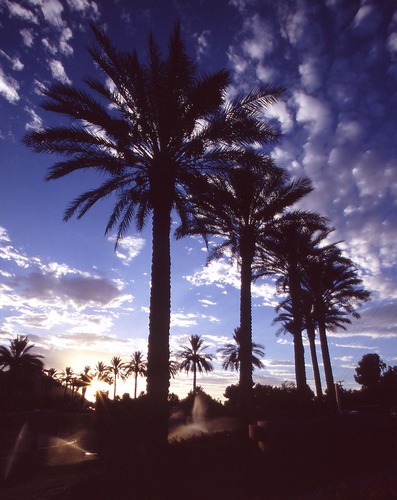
[[146, 197, 172, 445], [239, 238, 254, 429], [289, 269, 307, 392], [306, 315, 323, 398]]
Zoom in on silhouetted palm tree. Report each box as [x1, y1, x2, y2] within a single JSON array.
[[79, 365, 93, 401], [108, 356, 127, 399], [23, 24, 284, 443], [304, 243, 370, 407], [177, 335, 214, 393], [60, 366, 74, 399], [0, 335, 44, 404], [256, 212, 328, 392], [126, 351, 147, 398], [177, 162, 312, 415], [218, 327, 264, 372]]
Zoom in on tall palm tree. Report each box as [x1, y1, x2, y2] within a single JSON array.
[[0, 335, 44, 403], [177, 335, 214, 393], [108, 356, 127, 399], [126, 351, 147, 399], [273, 293, 324, 398], [60, 366, 74, 399], [177, 161, 312, 416], [218, 327, 264, 372], [256, 213, 328, 392], [304, 244, 370, 408], [23, 24, 283, 442], [79, 365, 93, 401]]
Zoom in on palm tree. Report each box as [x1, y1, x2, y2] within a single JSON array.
[[126, 351, 147, 399], [304, 244, 370, 408], [273, 292, 324, 399], [256, 212, 328, 392], [23, 24, 284, 443], [79, 365, 93, 401], [108, 356, 127, 399], [0, 335, 44, 404], [218, 327, 264, 372], [177, 161, 312, 417], [177, 335, 214, 393], [60, 366, 74, 399]]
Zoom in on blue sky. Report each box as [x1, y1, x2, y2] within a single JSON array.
[[0, 0, 396, 400]]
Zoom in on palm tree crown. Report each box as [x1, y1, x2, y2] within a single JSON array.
[[0, 335, 44, 375], [177, 335, 214, 393], [218, 327, 265, 372], [126, 351, 147, 398], [108, 356, 127, 399]]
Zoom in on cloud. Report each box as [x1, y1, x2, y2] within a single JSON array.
[[24, 106, 43, 131], [49, 59, 71, 84], [5, 1, 38, 23], [38, 0, 65, 28], [110, 235, 146, 264], [66, 0, 100, 19], [195, 30, 210, 59], [20, 28, 34, 47], [0, 68, 20, 103]]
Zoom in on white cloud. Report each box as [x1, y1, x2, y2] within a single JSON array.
[[6, 1, 38, 23], [38, 0, 65, 28], [0, 68, 20, 103], [66, 0, 99, 18], [24, 106, 43, 131], [20, 28, 35, 47], [110, 235, 146, 265], [196, 30, 210, 59], [49, 59, 71, 84]]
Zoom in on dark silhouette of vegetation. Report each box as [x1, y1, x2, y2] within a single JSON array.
[[0, 335, 44, 407], [125, 351, 147, 398], [177, 335, 214, 393], [177, 159, 312, 426], [217, 326, 264, 372], [355, 353, 387, 390], [24, 23, 285, 444]]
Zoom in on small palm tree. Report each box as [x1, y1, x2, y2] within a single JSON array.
[[108, 356, 127, 399], [79, 365, 93, 400], [177, 335, 214, 393], [218, 327, 265, 372], [60, 366, 74, 399], [0, 335, 44, 404], [126, 352, 147, 398]]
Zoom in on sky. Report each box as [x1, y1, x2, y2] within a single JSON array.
[[0, 0, 396, 402]]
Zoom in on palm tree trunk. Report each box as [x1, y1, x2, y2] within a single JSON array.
[[239, 246, 254, 427], [113, 378, 117, 399], [305, 314, 323, 398], [193, 363, 197, 394], [289, 270, 307, 392], [134, 372, 138, 399], [146, 195, 172, 445], [318, 315, 337, 412]]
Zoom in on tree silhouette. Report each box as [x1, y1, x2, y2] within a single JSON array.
[[355, 353, 386, 390], [108, 356, 127, 399], [0, 335, 44, 405], [257, 212, 328, 392], [177, 161, 311, 422], [60, 366, 74, 400], [23, 24, 283, 443], [126, 351, 147, 398], [177, 335, 214, 393], [79, 365, 93, 401], [218, 327, 264, 372]]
